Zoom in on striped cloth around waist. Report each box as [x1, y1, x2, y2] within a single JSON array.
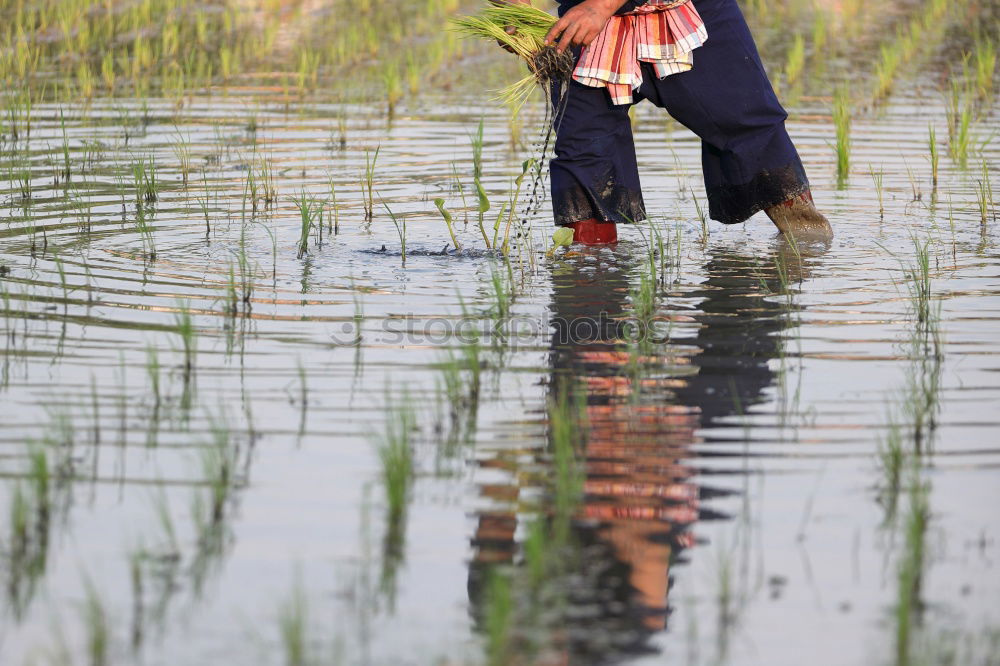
[[573, 0, 708, 105]]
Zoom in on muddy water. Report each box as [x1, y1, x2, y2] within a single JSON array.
[[2, 31, 1000, 666]]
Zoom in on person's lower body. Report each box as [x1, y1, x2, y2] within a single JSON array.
[[549, 0, 832, 244]]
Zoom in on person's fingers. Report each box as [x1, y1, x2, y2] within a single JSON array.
[[501, 24, 517, 52], [556, 22, 580, 53], [545, 16, 569, 45]]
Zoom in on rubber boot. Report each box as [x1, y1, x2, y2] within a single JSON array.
[[568, 218, 618, 245]]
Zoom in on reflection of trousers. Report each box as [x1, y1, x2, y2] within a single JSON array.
[[550, 0, 809, 226]]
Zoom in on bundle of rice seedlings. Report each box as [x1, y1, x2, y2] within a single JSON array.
[[450, 3, 576, 112]]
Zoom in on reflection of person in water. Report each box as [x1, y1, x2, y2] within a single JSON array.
[[469, 240, 810, 662]]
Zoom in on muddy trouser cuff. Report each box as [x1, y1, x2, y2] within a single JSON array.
[[552, 183, 646, 227], [706, 160, 810, 225]]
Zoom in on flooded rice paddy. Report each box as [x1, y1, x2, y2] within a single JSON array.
[[1, 0, 999, 664]]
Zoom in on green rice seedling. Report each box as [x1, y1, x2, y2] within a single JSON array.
[[237, 226, 254, 309], [362, 147, 379, 222], [15, 148, 32, 201], [648, 217, 669, 287], [101, 52, 115, 92], [68, 192, 93, 234], [671, 219, 683, 283], [784, 33, 805, 86], [833, 86, 851, 187], [132, 155, 158, 204], [279, 570, 309, 666], [59, 109, 71, 183], [76, 60, 95, 99], [434, 198, 461, 251], [450, 3, 572, 112], [451, 162, 470, 224], [869, 166, 885, 219], [258, 158, 277, 208], [946, 83, 972, 169], [975, 160, 994, 228], [690, 186, 708, 242], [136, 204, 157, 262], [490, 201, 510, 250], [253, 220, 278, 283], [241, 171, 254, 222], [927, 125, 939, 190], [811, 11, 828, 54], [952, 106, 972, 169], [296, 49, 319, 98], [292, 193, 323, 260], [972, 33, 996, 97], [467, 120, 493, 247], [874, 42, 901, 100], [383, 59, 403, 116], [380, 198, 408, 266], [171, 128, 192, 187], [327, 178, 340, 235], [905, 236, 934, 327], [630, 264, 658, 329], [470, 117, 485, 181], [945, 78, 962, 140], [405, 53, 421, 95], [499, 158, 536, 253], [904, 163, 921, 202], [475, 177, 491, 249], [197, 170, 213, 239], [334, 113, 348, 151]]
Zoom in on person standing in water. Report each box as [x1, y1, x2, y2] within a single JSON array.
[[505, 0, 833, 244]]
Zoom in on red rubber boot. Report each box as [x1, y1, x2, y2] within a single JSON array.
[[568, 218, 618, 245]]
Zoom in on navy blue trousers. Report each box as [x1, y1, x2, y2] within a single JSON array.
[[550, 0, 809, 226]]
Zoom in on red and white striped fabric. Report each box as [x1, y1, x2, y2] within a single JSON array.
[[573, 0, 708, 105]]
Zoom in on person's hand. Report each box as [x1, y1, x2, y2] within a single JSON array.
[[545, 0, 619, 53]]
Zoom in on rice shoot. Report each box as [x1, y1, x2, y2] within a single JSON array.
[[450, 3, 575, 112]]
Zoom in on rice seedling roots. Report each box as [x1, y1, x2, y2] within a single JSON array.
[[529, 47, 575, 86]]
